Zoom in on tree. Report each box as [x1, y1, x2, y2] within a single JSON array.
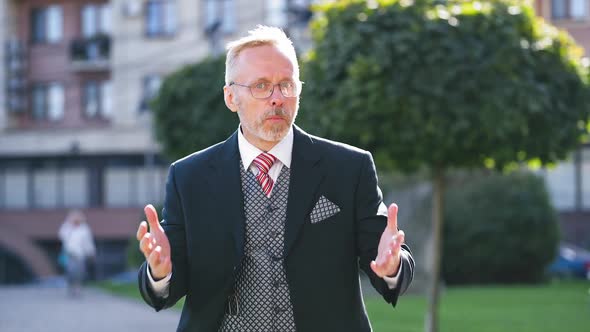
[[300, 1, 589, 331], [151, 56, 238, 160]]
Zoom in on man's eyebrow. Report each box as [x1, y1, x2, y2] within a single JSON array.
[[250, 76, 295, 83], [250, 77, 271, 83]]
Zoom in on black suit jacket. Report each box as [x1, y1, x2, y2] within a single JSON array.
[[138, 125, 414, 332]]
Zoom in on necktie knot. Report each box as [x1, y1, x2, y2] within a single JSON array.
[[253, 153, 276, 175], [253, 153, 277, 197]]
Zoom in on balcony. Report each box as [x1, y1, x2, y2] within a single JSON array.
[[69, 34, 111, 72]]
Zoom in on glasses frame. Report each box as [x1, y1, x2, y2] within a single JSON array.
[[228, 80, 303, 99]]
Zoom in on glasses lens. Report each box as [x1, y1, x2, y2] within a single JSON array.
[[250, 82, 272, 99], [279, 81, 295, 97]]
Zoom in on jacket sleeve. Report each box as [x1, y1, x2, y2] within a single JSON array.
[[354, 152, 415, 307], [138, 163, 189, 311]]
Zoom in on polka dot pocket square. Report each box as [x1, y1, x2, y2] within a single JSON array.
[[309, 195, 341, 224]]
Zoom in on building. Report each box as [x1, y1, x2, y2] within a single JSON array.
[[0, 0, 314, 284], [535, 0, 590, 247]]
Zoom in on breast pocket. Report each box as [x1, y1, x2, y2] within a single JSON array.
[[309, 195, 341, 225]]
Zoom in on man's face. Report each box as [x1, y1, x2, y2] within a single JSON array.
[[224, 45, 299, 150]]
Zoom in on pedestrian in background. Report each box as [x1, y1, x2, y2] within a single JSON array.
[[58, 210, 96, 297]]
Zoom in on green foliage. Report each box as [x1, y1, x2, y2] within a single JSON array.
[[126, 205, 164, 268], [300, 0, 590, 172], [442, 171, 559, 284], [152, 56, 238, 160]]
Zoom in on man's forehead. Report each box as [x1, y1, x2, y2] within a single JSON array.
[[234, 45, 296, 72], [234, 47, 297, 82]]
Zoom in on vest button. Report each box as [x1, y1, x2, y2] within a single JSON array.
[[268, 230, 281, 240]]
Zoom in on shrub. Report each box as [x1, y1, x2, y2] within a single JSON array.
[[442, 171, 559, 284]]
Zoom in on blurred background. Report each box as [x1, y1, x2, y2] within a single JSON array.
[[0, 0, 589, 331]]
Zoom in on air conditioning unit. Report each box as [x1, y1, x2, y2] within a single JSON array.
[[123, 0, 142, 18]]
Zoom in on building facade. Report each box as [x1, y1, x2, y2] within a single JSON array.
[[535, 0, 590, 247]]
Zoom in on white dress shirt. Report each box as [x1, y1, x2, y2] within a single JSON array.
[[148, 126, 401, 296]]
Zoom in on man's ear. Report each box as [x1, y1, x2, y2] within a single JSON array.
[[224, 85, 238, 113]]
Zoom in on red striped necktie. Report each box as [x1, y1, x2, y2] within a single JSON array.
[[252, 152, 277, 197]]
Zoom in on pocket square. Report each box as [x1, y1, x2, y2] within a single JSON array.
[[310, 195, 341, 224]]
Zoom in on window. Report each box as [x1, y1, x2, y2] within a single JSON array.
[[31, 83, 65, 121], [82, 4, 112, 37], [83, 80, 112, 118], [582, 147, 590, 209], [204, 0, 235, 34], [266, 0, 288, 28], [571, 0, 587, 18], [104, 166, 167, 207], [102, 81, 113, 117], [139, 75, 162, 112], [145, 0, 177, 37], [543, 159, 576, 210], [33, 168, 59, 208], [105, 167, 134, 207], [63, 168, 89, 207], [137, 167, 167, 204], [31, 5, 63, 43], [3, 170, 28, 209], [552, 0, 587, 20]]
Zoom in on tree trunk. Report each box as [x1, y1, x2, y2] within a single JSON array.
[[425, 168, 445, 332]]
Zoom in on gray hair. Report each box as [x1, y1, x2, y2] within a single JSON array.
[[225, 25, 299, 85]]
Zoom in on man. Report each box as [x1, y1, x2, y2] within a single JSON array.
[[136, 26, 414, 332]]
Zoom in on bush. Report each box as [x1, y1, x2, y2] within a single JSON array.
[[152, 56, 238, 161], [442, 171, 559, 285], [126, 205, 163, 268]]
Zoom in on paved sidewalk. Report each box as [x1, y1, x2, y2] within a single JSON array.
[[0, 284, 180, 332]]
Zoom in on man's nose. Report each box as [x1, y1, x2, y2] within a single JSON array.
[[269, 86, 284, 107]]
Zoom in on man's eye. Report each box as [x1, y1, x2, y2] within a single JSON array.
[[280, 81, 294, 89], [253, 83, 268, 90]]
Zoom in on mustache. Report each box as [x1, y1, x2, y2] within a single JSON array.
[[265, 108, 287, 118]]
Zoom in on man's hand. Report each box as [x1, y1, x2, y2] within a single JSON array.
[[136, 204, 172, 280], [371, 203, 405, 278]]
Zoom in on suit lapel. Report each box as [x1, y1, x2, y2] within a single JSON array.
[[284, 126, 324, 257], [208, 130, 246, 260]]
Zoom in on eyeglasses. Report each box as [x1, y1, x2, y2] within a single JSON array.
[[229, 80, 302, 99]]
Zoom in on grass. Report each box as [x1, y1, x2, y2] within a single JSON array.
[[95, 280, 590, 332]]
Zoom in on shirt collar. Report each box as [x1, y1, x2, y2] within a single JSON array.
[[237, 125, 293, 171]]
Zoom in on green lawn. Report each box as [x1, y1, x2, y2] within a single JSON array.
[[95, 280, 590, 332]]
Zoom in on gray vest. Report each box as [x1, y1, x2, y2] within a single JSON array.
[[219, 162, 296, 332]]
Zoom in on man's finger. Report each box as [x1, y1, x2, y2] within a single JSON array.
[[371, 256, 389, 278], [388, 231, 405, 251], [387, 203, 398, 231], [136, 221, 148, 241], [139, 233, 154, 258], [144, 204, 161, 231], [148, 245, 162, 269], [370, 260, 382, 277]]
